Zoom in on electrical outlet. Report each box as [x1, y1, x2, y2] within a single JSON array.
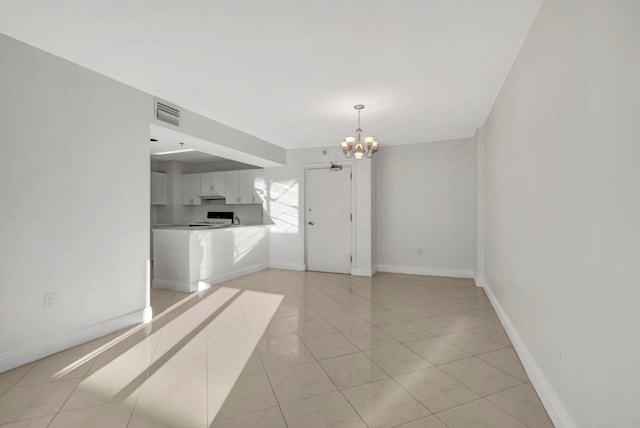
[[554, 333, 563, 358], [43, 293, 56, 309]]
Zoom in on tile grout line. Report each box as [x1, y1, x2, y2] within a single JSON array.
[[124, 302, 172, 428], [481, 383, 540, 428], [474, 350, 531, 383], [256, 316, 291, 428], [204, 313, 210, 427], [3, 271, 539, 428], [310, 337, 373, 428], [44, 349, 104, 427], [0, 362, 38, 401]]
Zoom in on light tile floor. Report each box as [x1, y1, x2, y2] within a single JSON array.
[[0, 270, 554, 427]]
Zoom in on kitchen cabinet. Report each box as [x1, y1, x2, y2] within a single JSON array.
[[151, 171, 167, 205], [225, 169, 263, 204], [182, 173, 202, 205], [199, 171, 226, 197]]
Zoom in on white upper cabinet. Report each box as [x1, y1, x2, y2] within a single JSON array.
[[199, 172, 226, 197], [182, 173, 201, 205], [225, 169, 264, 204], [151, 171, 167, 205]]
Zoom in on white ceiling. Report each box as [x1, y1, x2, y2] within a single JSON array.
[[151, 150, 229, 164], [149, 123, 259, 167], [0, 0, 542, 149]]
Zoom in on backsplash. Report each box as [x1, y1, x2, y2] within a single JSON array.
[[187, 203, 264, 225], [151, 201, 265, 225]]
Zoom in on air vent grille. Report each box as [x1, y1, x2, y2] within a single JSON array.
[[155, 101, 180, 127]]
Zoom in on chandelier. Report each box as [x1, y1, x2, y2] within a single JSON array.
[[340, 104, 379, 159]]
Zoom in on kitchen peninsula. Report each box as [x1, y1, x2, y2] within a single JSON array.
[[152, 223, 269, 292], [150, 161, 271, 292]]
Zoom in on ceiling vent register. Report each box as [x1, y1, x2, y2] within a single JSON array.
[[155, 100, 180, 127]]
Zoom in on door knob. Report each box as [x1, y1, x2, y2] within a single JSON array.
[[308, 221, 315, 225]]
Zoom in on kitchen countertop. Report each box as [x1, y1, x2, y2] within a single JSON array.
[[152, 224, 269, 231]]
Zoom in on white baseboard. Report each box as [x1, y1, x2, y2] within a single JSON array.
[[474, 276, 487, 288], [351, 267, 374, 277], [202, 263, 270, 288], [0, 307, 147, 373], [269, 262, 306, 271], [153, 263, 270, 292], [377, 264, 474, 279], [153, 278, 190, 292], [480, 280, 576, 428]]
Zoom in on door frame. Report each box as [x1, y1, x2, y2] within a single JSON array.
[[303, 161, 356, 274]]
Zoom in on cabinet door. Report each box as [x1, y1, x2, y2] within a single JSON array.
[[212, 172, 226, 196], [200, 172, 226, 197], [182, 174, 201, 205], [225, 170, 264, 204], [252, 169, 265, 204], [151, 171, 167, 205], [236, 170, 254, 203], [225, 171, 240, 204]]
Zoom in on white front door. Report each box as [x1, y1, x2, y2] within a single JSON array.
[[305, 166, 352, 274]]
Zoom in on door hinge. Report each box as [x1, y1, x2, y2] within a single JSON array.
[[350, 255, 353, 262], [350, 172, 352, 179], [350, 213, 352, 221]]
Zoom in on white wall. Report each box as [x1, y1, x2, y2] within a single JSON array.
[[475, 127, 485, 281], [264, 146, 374, 275], [376, 139, 476, 277], [0, 34, 153, 371], [371, 155, 378, 270], [480, 1, 640, 426], [0, 33, 287, 372]]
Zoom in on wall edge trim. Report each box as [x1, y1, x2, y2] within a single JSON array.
[[351, 267, 373, 277], [0, 307, 146, 373], [202, 263, 269, 287], [269, 263, 306, 272], [480, 278, 576, 428], [377, 264, 474, 279]]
